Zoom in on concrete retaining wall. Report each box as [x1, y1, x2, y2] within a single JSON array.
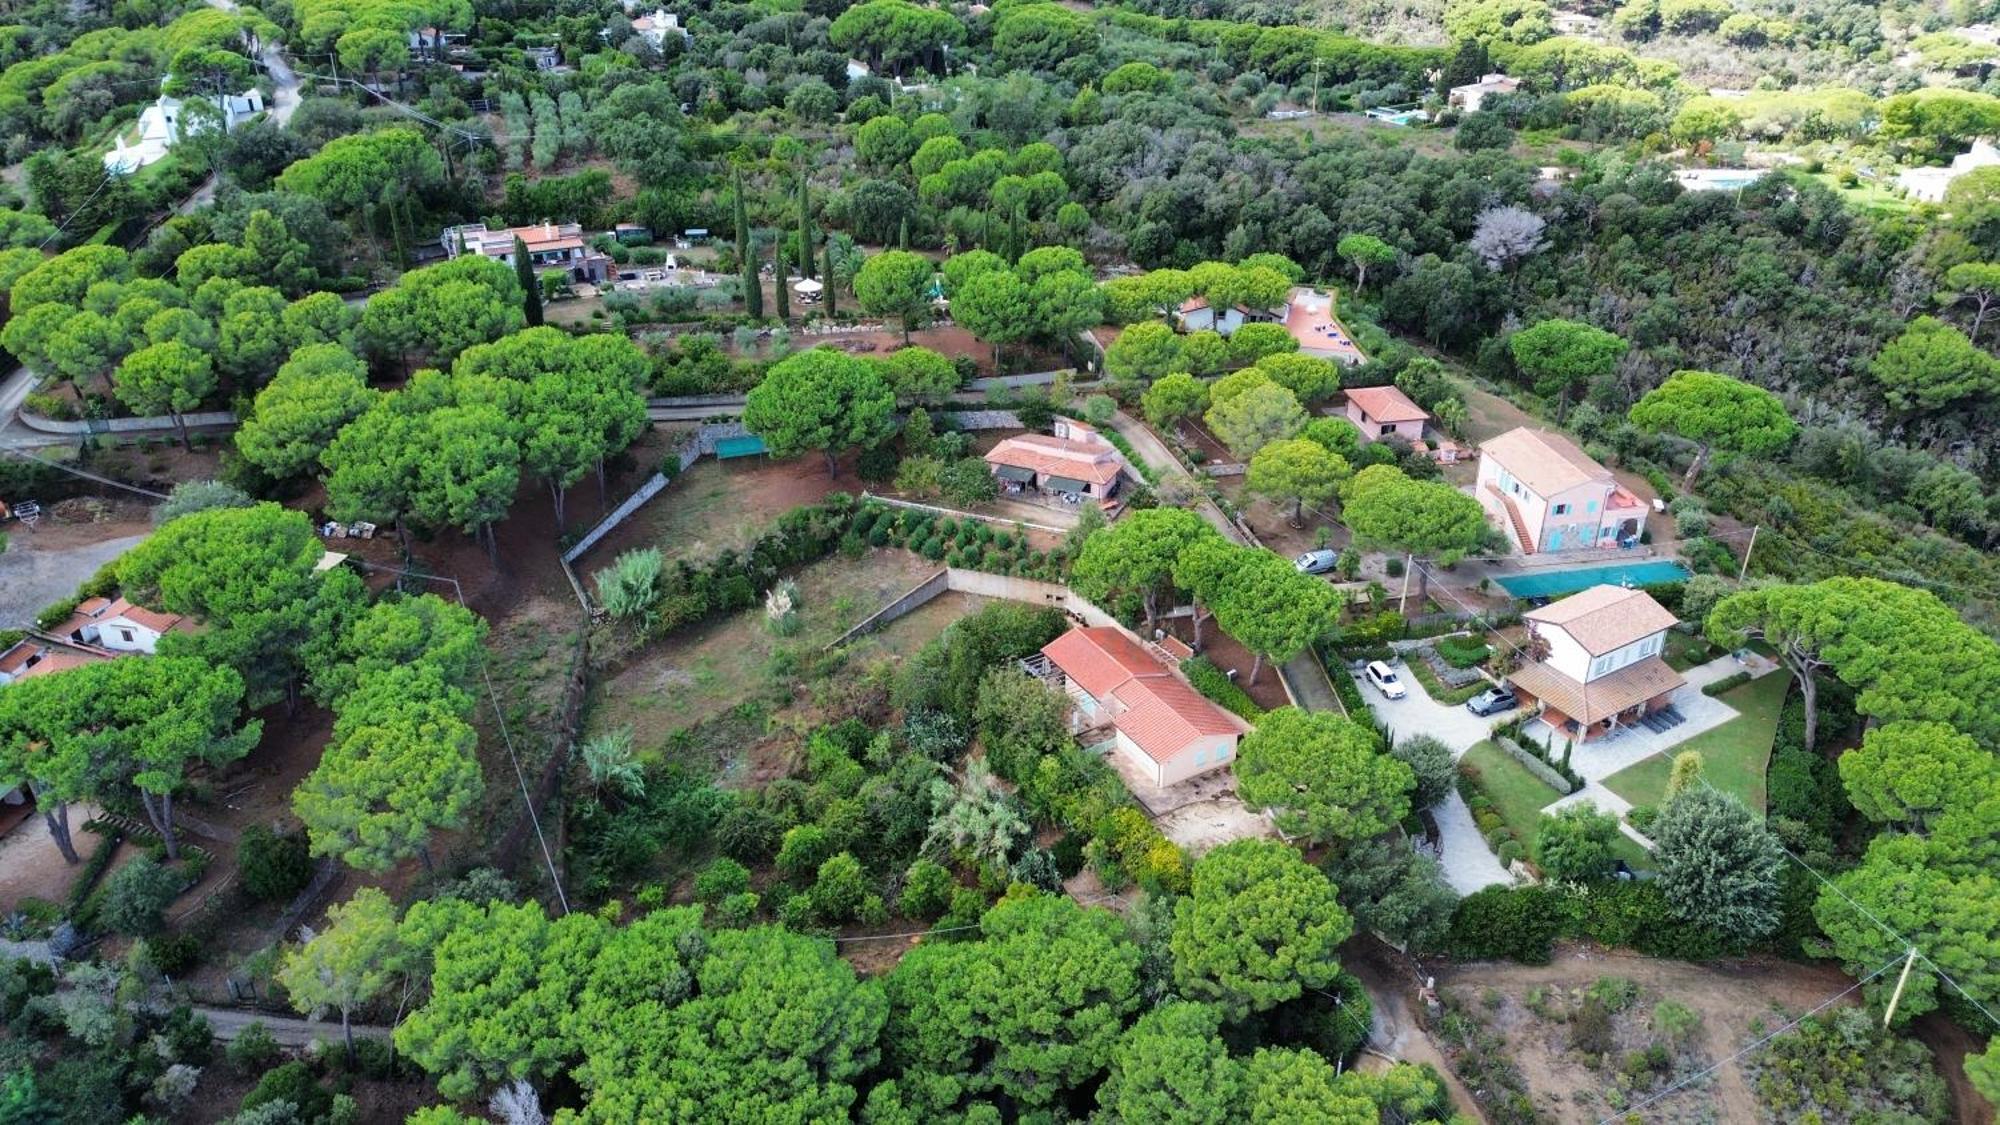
[[564, 424, 739, 566], [18, 408, 237, 435], [941, 409, 1022, 430], [860, 492, 1067, 534], [825, 569, 951, 649], [825, 566, 1121, 650]]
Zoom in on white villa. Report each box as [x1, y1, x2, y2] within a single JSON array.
[[1448, 72, 1520, 114], [1509, 585, 1686, 743], [104, 84, 265, 174], [1898, 140, 2000, 203]]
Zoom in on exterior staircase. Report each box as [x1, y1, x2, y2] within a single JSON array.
[[1486, 484, 1536, 555]]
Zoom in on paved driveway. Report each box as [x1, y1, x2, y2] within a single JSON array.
[[1344, 659, 1516, 893], [0, 533, 148, 628]]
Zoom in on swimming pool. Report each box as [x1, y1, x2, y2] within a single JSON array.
[[1494, 559, 1693, 599]]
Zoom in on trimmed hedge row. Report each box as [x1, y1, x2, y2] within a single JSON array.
[[1447, 883, 1734, 965], [1182, 655, 1263, 720], [1700, 670, 1751, 697], [851, 504, 1063, 581]]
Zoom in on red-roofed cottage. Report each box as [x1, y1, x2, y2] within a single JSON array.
[[984, 417, 1131, 502], [1039, 626, 1251, 788], [53, 596, 186, 654], [1342, 384, 1429, 443]]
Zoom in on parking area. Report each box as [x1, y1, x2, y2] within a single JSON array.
[[1353, 657, 1506, 750]]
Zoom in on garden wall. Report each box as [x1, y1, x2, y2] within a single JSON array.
[[826, 566, 1122, 651]]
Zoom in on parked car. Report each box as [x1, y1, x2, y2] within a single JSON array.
[[1364, 660, 1406, 700], [1465, 686, 1519, 716], [1294, 549, 1339, 575]]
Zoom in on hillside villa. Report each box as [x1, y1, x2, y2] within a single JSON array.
[[983, 417, 1131, 505], [1281, 287, 1367, 365], [104, 83, 266, 174], [1509, 585, 1685, 742], [1033, 626, 1251, 789], [1448, 72, 1520, 113], [441, 220, 614, 284], [1342, 385, 1428, 443], [1475, 427, 1649, 555]]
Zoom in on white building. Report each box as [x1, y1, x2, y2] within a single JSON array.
[[1448, 73, 1520, 114], [1898, 140, 2000, 203], [52, 596, 187, 654], [1508, 585, 1686, 742], [628, 8, 687, 48], [103, 85, 265, 174]]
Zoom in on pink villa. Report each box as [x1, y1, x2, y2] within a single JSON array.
[[984, 417, 1131, 503], [1038, 626, 1251, 789], [1475, 427, 1650, 555], [1282, 287, 1366, 365], [1342, 384, 1428, 442]]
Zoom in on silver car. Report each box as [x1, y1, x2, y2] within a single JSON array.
[[1295, 549, 1339, 575]]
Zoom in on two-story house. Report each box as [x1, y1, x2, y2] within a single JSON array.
[[1509, 585, 1685, 741], [1475, 427, 1650, 555], [1038, 626, 1251, 790], [441, 221, 613, 284]]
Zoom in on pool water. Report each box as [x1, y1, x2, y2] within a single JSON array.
[[1494, 559, 1693, 599]]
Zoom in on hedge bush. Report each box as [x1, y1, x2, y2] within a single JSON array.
[[1436, 634, 1491, 669], [1700, 670, 1751, 697], [1182, 656, 1262, 719], [1449, 881, 1737, 964]]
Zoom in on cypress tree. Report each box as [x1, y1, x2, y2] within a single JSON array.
[[775, 246, 790, 320], [734, 166, 762, 319], [898, 216, 909, 250], [514, 236, 543, 327]]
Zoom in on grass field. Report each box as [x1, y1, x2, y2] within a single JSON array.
[[1462, 741, 1653, 872], [1662, 629, 1718, 672], [587, 551, 977, 765], [1601, 673, 1790, 813]]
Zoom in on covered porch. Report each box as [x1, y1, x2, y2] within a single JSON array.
[[1509, 656, 1685, 743]]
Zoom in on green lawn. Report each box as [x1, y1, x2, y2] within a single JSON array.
[[1601, 673, 1791, 813], [1662, 629, 1718, 672], [1461, 741, 1650, 871]]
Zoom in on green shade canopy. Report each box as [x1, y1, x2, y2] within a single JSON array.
[[1046, 476, 1087, 493], [994, 464, 1035, 482]]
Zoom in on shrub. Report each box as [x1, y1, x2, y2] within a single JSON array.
[[1448, 886, 1565, 964], [595, 547, 664, 623], [240, 1061, 332, 1122], [811, 853, 868, 922], [694, 858, 752, 903], [1384, 556, 1405, 578], [144, 933, 202, 976], [1436, 634, 1490, 669], [239, 825, 313, 903], [1700, 670, 1751, 696], [775, 824, 833, 882], [98, 856, 185, 937], [1182, 656, 1262, 720], [227, 1022, 281, 1074], [899, 858, 954, 919]]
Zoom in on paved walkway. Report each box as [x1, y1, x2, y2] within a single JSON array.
[[1429, 789, 1513, 893]]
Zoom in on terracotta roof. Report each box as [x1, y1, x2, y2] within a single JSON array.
[[56, 596, 183, 639], [984, 435, 1125, 487], [1509, 655, 1684, 726], [1042, 626, 1165, 699], [1481, 427, 1611, 497], [1040, 627, 1250, 765], [0, 639, 109, 681], [1344, 384, 1429, 424], [1110, 675, 1251, 763], [1525, 585, 1678, 655], [1179, 296, 1210, 313]]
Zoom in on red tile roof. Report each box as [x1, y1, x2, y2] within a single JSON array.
[[1179, 296, 1210, 313], [0, 639, 108, 681], [1344, 384, 1429, 425], [1110, 676, 1250, 763], [1040, 627, 1250, 764], [1042, 626, 1165, 698], [56, 596, 183, 639], [984, 434, 1125, 486]]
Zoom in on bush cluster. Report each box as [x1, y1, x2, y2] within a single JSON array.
[[1447, 882, 1735, 965], [851, 504, 1058, 579], [1181, 655, 1262, 720]]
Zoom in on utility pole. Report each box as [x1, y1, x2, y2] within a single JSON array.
[[1398, 552, 1414, 616], [1738, 523, 1759, 582], [1313, 57, 1322, 114], [1883, 946, 1920, 1028]]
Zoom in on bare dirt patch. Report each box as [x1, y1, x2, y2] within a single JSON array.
[[575, 453, 850, 575], [1434, 945, 1864, 1124]]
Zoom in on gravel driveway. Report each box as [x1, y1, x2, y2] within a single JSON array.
[[0, 532, 148, 627]]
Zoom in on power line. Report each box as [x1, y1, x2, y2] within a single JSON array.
[[1598, 954, 1904, 1125], [825, 921, 981, 944], [345, 558, 571, 916], [0, 446, 171, 500]]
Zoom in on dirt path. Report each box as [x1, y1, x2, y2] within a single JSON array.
[[1437, 945, 1861, 1123], [1345, 939, 1489, 1122]]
